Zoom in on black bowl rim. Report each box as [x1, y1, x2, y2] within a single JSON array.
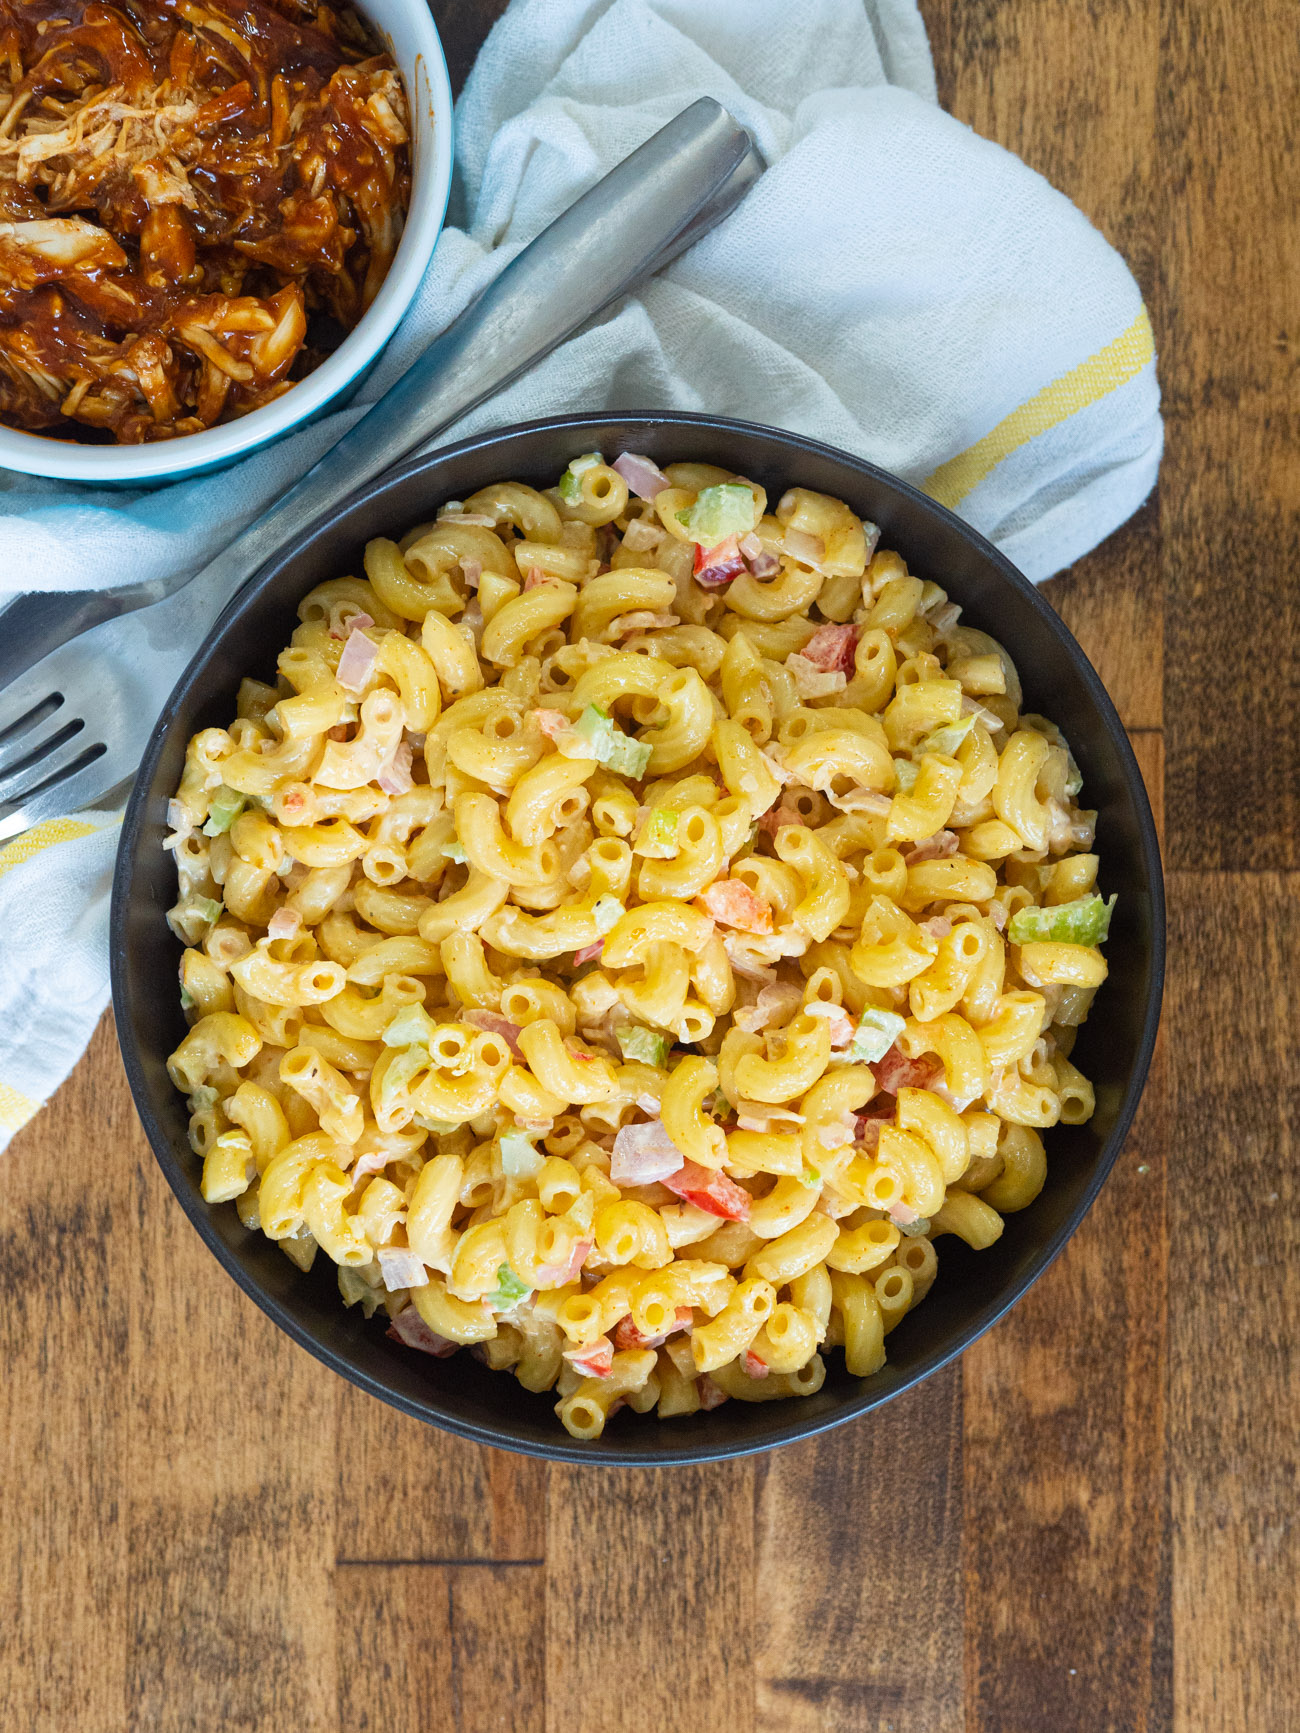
[[111, 409, 1166, 1466]]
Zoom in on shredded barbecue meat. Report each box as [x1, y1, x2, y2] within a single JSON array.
[[0, 0, 409, 442]]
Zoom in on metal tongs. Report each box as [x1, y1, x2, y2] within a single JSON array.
[[0, 99, 761, 841]]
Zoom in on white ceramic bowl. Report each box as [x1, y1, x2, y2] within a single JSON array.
[[0, 0, 453, 486]]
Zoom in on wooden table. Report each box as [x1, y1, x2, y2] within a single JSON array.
[[3, 3, 1293, 1727]]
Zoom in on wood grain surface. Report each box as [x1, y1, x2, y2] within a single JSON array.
[[3, 2, 1294, 1727]]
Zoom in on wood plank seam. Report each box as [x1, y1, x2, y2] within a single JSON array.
[[336, 1557, 545, 1568]]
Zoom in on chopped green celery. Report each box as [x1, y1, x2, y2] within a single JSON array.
[[573, 703, 652, 778], [893, 759, 920, 795], [798, 1164, 821, 1188], [1064, 752, 1084, 798], [898, 1216, 932, 1238], [558, 452, 603, 504], [1009, 892, 1116, 947], [681, 483, 757, 545], [848, 1007, 907, 1064], [637, 808, 679, 858], [441, 840, 467, 863], [413, 1115, 461, 1135], [179, 984, 195, 1011], [500, 1127, 544, 1179], [486, 1263, 533, 1309], [918, 713, 976, 758], [382, 1003, 439, 1048], [338, 1266, 372, 1308], [617, 1024, 671, 1067], [591, 895, 625, 935], [377, 1044, 432, 1113], [709, 1088, 731, 1119], [189, 1084, 219, 1113], [202, 784, 246, 836], [605, 732, 652, 779], [190, 894, 224, 927]]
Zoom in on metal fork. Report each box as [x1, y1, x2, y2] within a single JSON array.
[[0, 98, 761, 842]]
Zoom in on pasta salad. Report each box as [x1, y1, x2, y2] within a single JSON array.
[[164, 452, 1113, 1438]]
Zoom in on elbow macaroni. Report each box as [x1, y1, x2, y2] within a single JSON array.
[[164, 454, 1113, 1439]]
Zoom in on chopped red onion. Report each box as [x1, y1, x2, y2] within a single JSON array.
[[573, 939, 604, 966], [732, 981, 804, 1034], [786, 652, 847, 700], [612, 451, 670, 501], [387, 1306, 459, 1356], [611, 1118, 684, 1186], [350, 1148, 393, 1187], [783, 527, 827, 569], [905, 831, 960, 865], [827, 786, 893, 816], [610, 610, 679, 636], [621, 516, 664, 552], [462, 1009, 524, 1061], [378, 1246, 428, 1292], [377, 740, 414, 796], [267, 907, 302, 942], [961, 695, 1004, 731], [739, 531, 763, 560], [928, 601, 962, 635], [748, 549, 781, 579], [336, 624, 378, 694], [459, 557, 482, 590], [722, 941, 777, 984]]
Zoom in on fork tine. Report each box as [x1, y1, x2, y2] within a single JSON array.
[[0, 709, 85, 784], [0, 685, 65, 749], [0, 649, 68, 734], [0, 738, 112, 844], [0, 728, 106, 808]]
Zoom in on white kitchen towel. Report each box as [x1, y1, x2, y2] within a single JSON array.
[[0, 0, 1162, 1149]]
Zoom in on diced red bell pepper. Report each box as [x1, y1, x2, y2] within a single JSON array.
[[535, 1237, 592, 1288], [697, 1374, 729, 1409], [801, 622, 861, 675], [563, 1335, 614, 1378], [662, 1159, 752, 1222], [742, 1348, 770, 1379], [612, 1307, 693, 1352], [694, 535, 747, 588], [870, 1045, 942, 1096], [697, 878, 773, 934]]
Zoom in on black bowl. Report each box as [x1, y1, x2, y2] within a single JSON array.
[[111, 412, 1164, 1464]]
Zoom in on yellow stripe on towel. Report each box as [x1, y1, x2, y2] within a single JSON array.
[[0, 817, 99, 880], [923, 307, 1156, 511], [0, 1080, 39, 1134]]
